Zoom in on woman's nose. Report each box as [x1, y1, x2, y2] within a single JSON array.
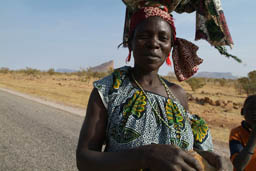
[[147, 36, 159, 48]]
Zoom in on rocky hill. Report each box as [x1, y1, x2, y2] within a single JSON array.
[[56, 60, 114, 73], [194, 72, 237, 79], [89, 60, 114, 73], [56, 68, 77, 73]]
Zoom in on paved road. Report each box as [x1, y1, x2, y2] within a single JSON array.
[[0, 90, 85, 171]]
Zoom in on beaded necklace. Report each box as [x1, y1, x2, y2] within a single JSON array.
[[131, 72, 178, 130]]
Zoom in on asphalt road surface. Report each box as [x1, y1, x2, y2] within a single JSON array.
[[0, 90, 85, 171]]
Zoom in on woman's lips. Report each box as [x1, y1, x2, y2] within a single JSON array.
[[147, 55, 160, 59], [146, 55, 161, 62]]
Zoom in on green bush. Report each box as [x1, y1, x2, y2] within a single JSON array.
[[0, 67, 10, 74], [186, 78, 206, 91], [18, 67, 41, 76], [218, 78, 227, 86], [236, 70, 256, 95], [47, 68, 55, 75]]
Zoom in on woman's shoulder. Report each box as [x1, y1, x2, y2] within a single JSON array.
[[94, 66, 131, 84], [165, 80, 186, 96], [93, 66, 132, 94], [162, 78, 188, 110]]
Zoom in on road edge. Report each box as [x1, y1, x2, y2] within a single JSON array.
[[0, 87, 86, 116]]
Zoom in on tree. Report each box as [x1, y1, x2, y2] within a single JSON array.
[[248, 70, 256, 81], [236, 70, 256, 95], [47, 68, 55, 75], [0, 67, 10, 74], [186, 78, 206, 91]]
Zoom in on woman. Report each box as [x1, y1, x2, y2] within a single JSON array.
[[76, 1, 233, 170]]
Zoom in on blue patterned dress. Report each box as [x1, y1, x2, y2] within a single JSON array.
[[94, 66, 213, 152]]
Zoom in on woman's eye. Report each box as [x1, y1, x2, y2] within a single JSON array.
[[159, 36, 169, 41], [136, 34, 149, 39]]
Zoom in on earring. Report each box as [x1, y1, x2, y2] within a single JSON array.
[[126, 50, 131, 63], [166, 52, 171, 66]]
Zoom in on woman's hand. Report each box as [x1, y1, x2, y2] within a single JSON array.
[[144, 144, 203, 171], [196, 150, 233, 171]]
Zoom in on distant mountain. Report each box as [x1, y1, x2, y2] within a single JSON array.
[[56, 68, 77, 73], [195, 72, 237, 79], [89, 60, 114, 73], [56, 60, 114, 73], [167, 71, 237, 79]]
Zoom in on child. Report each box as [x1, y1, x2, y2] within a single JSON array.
[[229, 94, 256, 171]]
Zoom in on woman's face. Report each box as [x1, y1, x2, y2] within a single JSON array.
[[131, 16, 172, 71], [244, 106, 256, 128]]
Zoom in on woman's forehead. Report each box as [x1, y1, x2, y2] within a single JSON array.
[[135, 17, 172, 33]]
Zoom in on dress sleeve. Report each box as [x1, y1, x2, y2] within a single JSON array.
[[229, 128, 243, 161], [93, 74, 113, 110], [93, 67, 128, 110], [188, 113, 213, 151]]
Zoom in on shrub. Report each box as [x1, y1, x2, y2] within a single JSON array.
[[18, 67, 41, 76], [218, 78, 227, 86], [236, 70, 256, 95], [47, 68, 55, 75], [0, 67, 10, 74], [186, 78, 206, 91]]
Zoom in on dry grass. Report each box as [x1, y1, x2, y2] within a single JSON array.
[[0, 73, 94, 108]]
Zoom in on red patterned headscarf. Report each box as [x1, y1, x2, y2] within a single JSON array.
[[129, 6, 176, 42], [126, 5, 203, 81]]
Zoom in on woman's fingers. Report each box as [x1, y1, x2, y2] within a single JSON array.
[[147, 144, 205, 171], [179, 160, 200, 171], [182, 152, 203, 171], [216, 156, 233, 171]]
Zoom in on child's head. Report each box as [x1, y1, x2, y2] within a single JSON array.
[[242, 94, 256, 127]]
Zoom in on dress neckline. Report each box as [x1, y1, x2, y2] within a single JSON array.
[[125, 66, 179, 103]]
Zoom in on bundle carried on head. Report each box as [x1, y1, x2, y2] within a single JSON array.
[[121, 0, 240, 81]]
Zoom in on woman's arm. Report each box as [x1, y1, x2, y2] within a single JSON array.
[[76, 88, 147, 171], [76, 88, 203, 171], [232, 126, 256, 171]]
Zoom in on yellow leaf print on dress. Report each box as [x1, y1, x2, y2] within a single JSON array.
[[165, 99, 184, 128], [113, 69, 124, 90], [191, 116, 209, 143], [165, 98, 186, 143], [123, 90, 146, 119]]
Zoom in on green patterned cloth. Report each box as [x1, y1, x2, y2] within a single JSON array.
[[94, 66, 213, 152]]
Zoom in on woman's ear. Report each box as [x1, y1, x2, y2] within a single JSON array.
[[128, 32, 135, 51], [128, 39, 133, 51]]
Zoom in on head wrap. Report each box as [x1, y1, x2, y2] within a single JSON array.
[[129, 6, 176, 42]]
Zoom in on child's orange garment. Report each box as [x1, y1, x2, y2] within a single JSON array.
[[229, 121, 256, 171]]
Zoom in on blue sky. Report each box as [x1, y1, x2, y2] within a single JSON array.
[[0, 0, 255, 77]]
